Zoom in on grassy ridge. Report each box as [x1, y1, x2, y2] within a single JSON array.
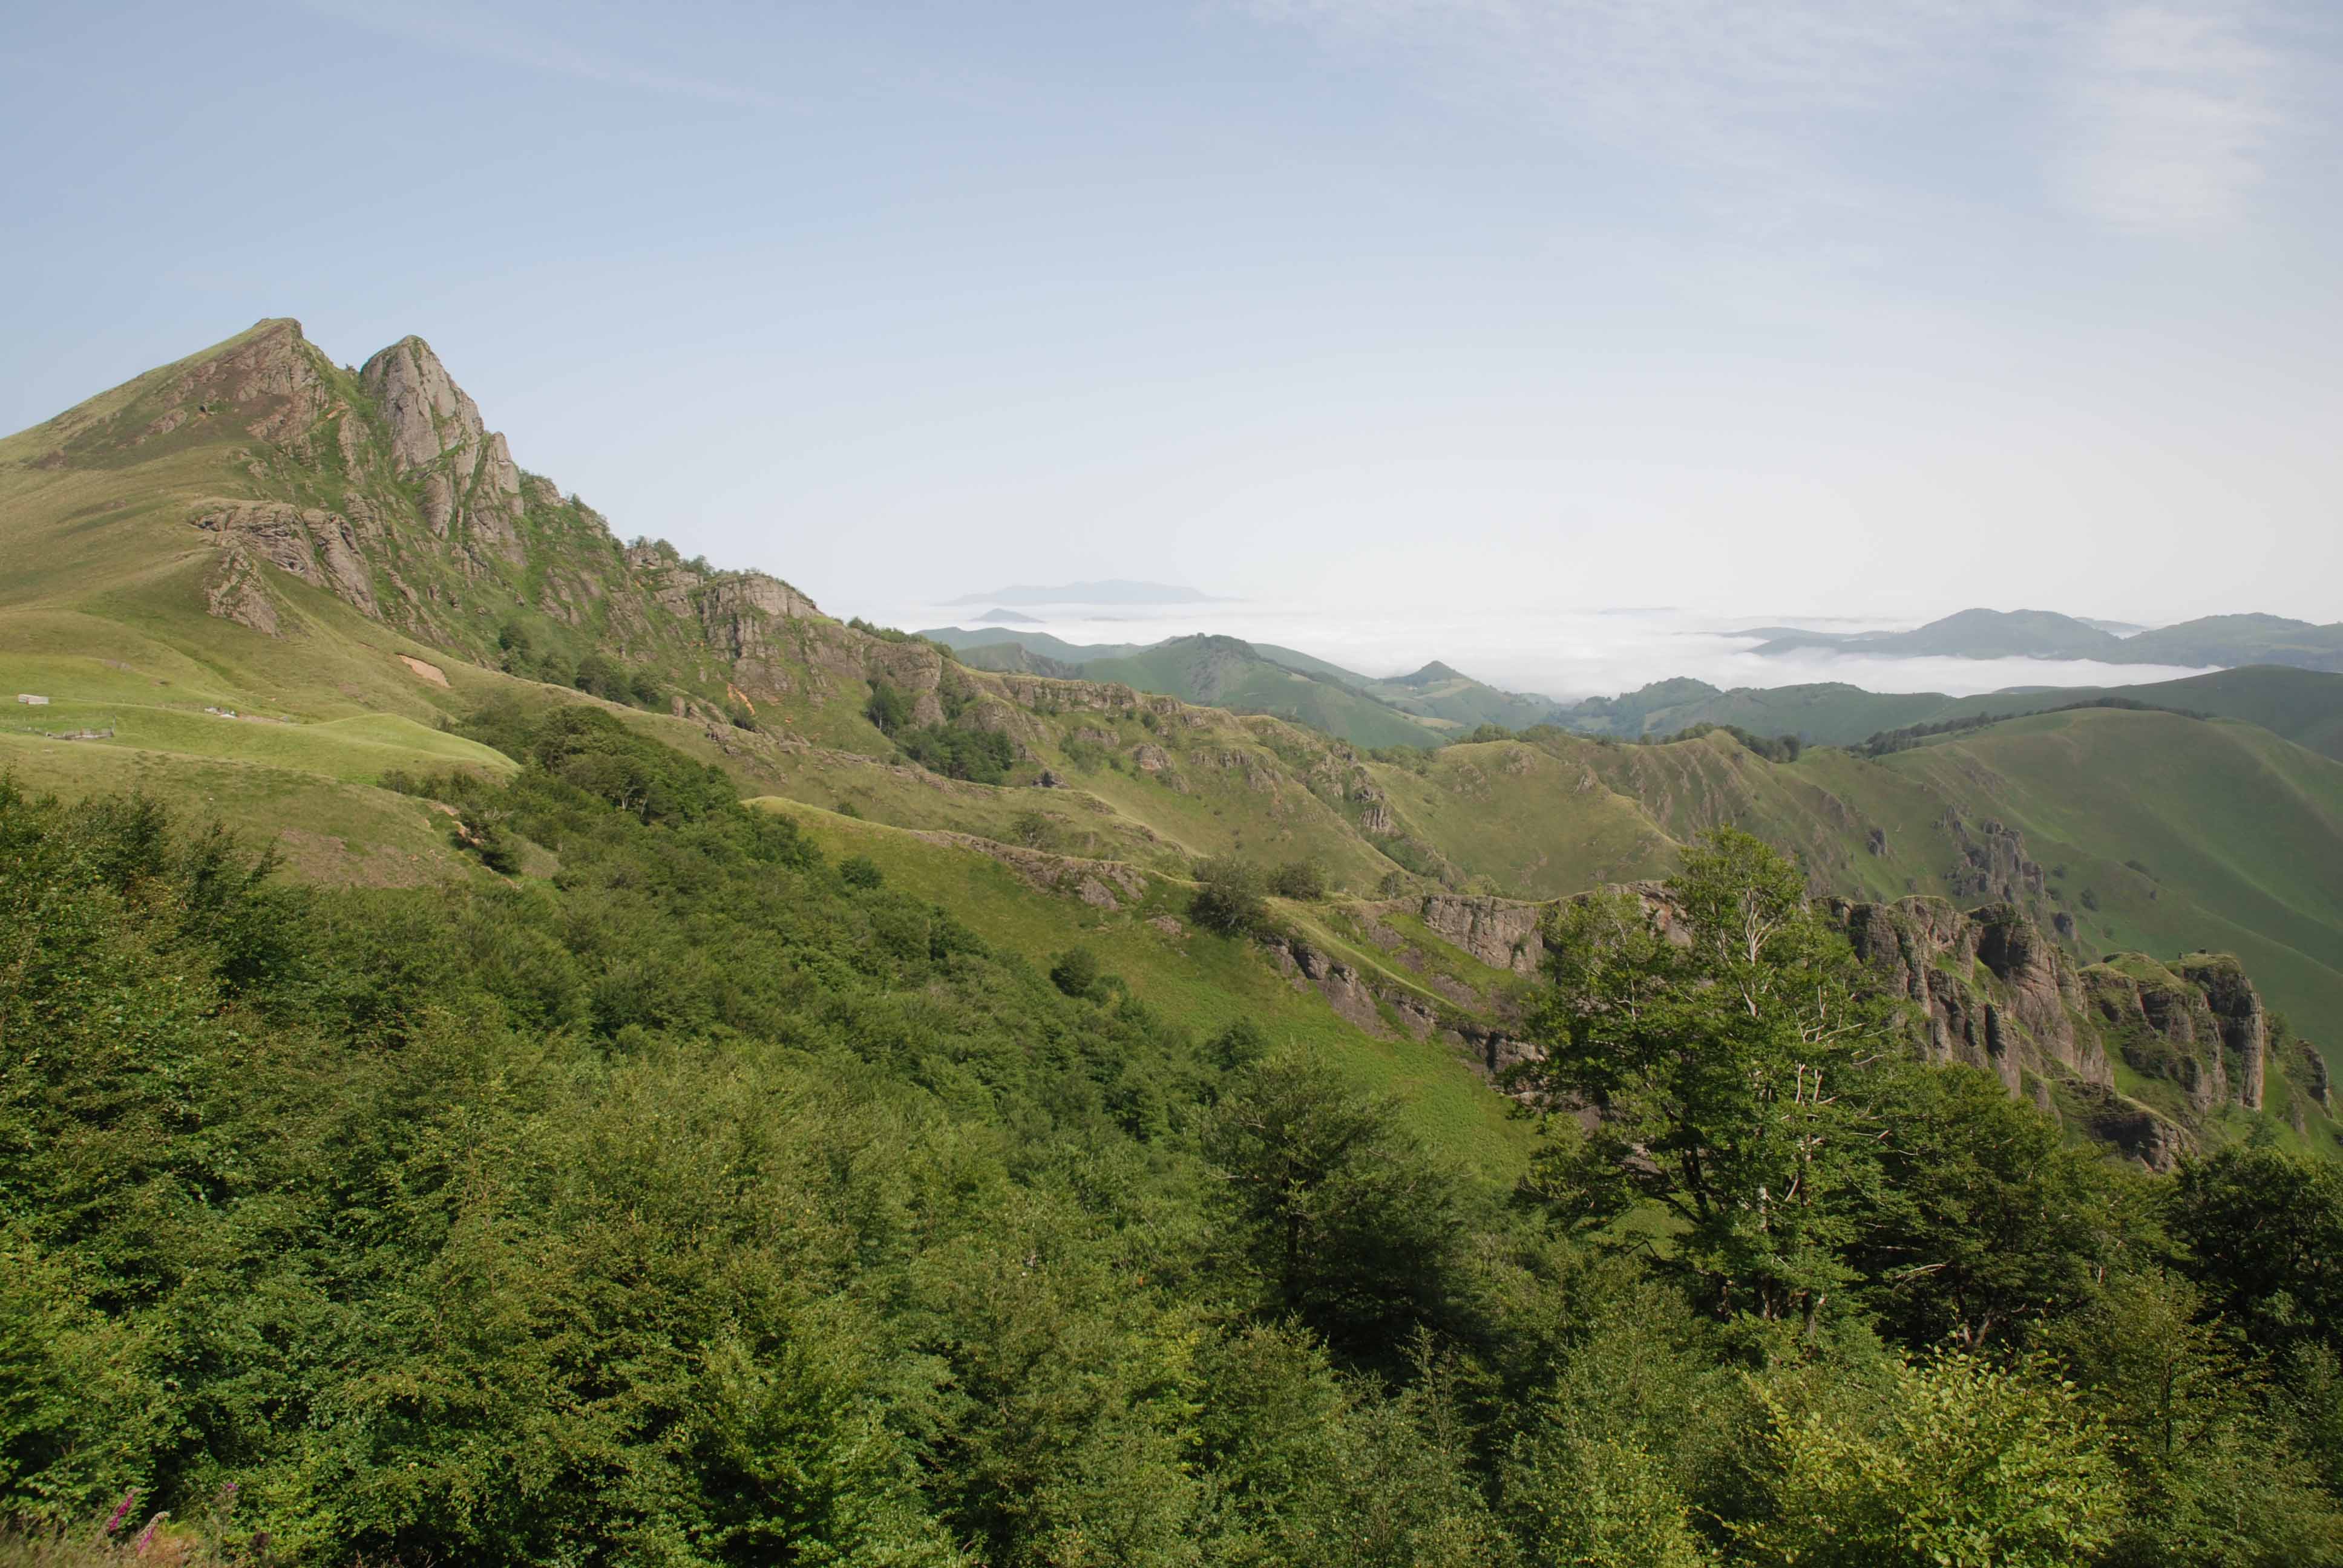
[[1883, 709, 2343, 1042]]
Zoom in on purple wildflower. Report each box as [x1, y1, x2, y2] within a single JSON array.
[[133, 1511, 168, 1555], [103, 1491, 138, 1535]]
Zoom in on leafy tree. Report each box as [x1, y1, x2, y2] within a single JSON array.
[[1207, 1019, 1270, 1071], [2167, 1145, 2343, 1356], [1515, 829, 1897, 1325], [1191, 856, 1270, 937], [574, 650, 627, 701], [896, 724, 1015, 785], [865, 680, 913, 736], [1730, 1350, 2123, 1568], [1271, 859, 1329, 901], [1850, 1065, 2131, 1350], [1049, 946, 1103, 1000], [2045, 1269, 2343, 1566], [1204, 1053, 1470, 1362]]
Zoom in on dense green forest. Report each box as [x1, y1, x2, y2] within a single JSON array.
[[5, 708, 2342, 1567]]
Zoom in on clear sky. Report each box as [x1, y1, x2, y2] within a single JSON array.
[[5, 1, 2339, 626]]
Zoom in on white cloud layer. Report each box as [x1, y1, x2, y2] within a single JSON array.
[[876, 599, 2218, 704]]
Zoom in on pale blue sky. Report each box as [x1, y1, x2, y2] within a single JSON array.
[[5, 1, 2338, 623]]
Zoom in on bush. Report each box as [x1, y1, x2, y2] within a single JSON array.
[[628, 670, 663, 708], [574, 652, 628, 703], [896, 725, 1015, 786], [1271, 859, 1328, 901], [1050, 946, 1103, 999], [839, 855, 883, 889], [1207, 1019, 1269, 1070], [1190, 855, 1269, 936], [865, 681, 913, 736]]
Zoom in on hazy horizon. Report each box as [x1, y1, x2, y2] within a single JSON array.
[[869, 596, 2220, 704], [7, 2, 2341, 626]]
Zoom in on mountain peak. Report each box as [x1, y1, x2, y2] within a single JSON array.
[[1394, 660, 1463, 687], [358, 335, 491, 474]]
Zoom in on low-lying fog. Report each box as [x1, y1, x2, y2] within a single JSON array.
[[866, 601, 2213, 705]]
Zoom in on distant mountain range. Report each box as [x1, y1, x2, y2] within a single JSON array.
[[1742, 607, 2343, 671], [918, 627, 1556, 748], [943, 580, 1221, 606]]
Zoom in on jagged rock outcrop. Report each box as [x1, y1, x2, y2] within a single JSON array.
[[358, 336, 526, 567], [2083, 952, 2272, 1116], [152, 318, 332, 447], [2179, 955, 2267, 1110], [203, 547, 279, 636], [1420, 894, 1546, 975], [2064, 1083, 2194, 1173], [1939, 813, 2045, 903], [359, 336, 490, 474], [189, 500, 378, 618], [1832, 897, 2105, 1093]]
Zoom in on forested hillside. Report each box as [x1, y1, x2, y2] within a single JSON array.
[[9, 716, 2343, 1567]]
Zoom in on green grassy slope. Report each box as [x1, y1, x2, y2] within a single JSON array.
[[760, 804, 1535, 1180], [1882, 709, 2343, 1045], [1552, 666, 2343, 761], [1079, 637, 1449, 749]]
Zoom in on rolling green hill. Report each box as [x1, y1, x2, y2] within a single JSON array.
[[922, 626, 1556, 743], [1552, 665, 2343, 762]]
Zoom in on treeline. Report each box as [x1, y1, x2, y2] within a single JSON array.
[[4, 722, 2341, 1566], [1855, 696, 2211, 758]]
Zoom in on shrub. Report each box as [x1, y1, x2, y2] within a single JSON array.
[[897, 725, 1015, 786], [839, 855, 883, 889], [1190, 855, 1269, 936], [1207, 1019, 1269, 1070], [1050, 946, 1103, 1000], [574, 652, 628, 702], [865, 681, 913, 736], [1271, 859, 1328, 901]]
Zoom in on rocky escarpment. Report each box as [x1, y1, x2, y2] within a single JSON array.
[[1264, 933, 1537, 1088], [1832, 897, 2107, 1094], [1938, 813, 2046, 903], [190, 499, 378, 618], [2083, 953, 2271, 1114], [1830, 896, 2296, 1166], [1418, 894, 1546, 975]]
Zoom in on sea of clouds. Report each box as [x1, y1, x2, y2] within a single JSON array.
[[867, 598, 2215, 705]]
